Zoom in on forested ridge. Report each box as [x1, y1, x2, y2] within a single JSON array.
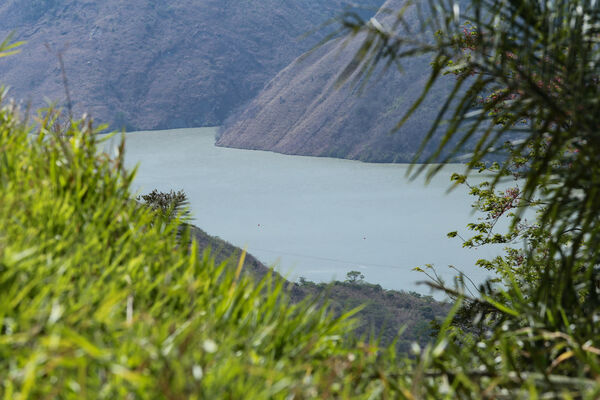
[[166, 219, 451, 354]]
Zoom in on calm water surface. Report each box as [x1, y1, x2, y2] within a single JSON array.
[[106, 127, 501, 293]]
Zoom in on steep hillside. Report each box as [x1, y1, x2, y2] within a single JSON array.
[[217, 0, 453, 162], [188, 223, 449, 351], [0, 0, 382, 130], [295, 279, 449, 352]]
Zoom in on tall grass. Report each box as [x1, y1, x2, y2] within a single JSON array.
[[0, 102, 410, 398]]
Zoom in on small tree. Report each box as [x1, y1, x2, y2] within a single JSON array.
[[298, 276, 309, 286], [138, 189, 190, 222], [345, 270, 365, 284]]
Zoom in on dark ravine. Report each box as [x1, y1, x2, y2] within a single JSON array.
[[217, 0, 453, 163], [0, 0, 383, 131], [188, 223, 449, 351]]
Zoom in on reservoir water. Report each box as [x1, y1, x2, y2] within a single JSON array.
[[106, 127, 501, 294]]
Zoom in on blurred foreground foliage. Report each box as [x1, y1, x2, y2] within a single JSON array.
[[0, 99, 394, 398], [334, 0, 600, 397]]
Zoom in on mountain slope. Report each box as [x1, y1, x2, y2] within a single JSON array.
[[216, 0, 452, 162], [0, 0, 382, 130]]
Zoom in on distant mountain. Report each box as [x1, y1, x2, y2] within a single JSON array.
[[0, 0, 383, 130], [217, 0, 453, 163]]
